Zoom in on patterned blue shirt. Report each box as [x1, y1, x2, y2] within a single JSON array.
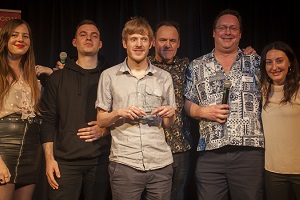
[[184, 49, 264, 151]]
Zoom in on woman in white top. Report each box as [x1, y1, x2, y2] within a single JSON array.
[[0, 19, 52, 200], [260, 41, 300, 200]]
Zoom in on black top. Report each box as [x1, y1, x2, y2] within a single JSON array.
[[40, 57, 111, 165]]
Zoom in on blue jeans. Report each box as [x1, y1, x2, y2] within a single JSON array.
[[171, 150, 190, 200]]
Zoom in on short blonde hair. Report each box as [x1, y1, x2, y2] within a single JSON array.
[[122, 16, 153, 41]]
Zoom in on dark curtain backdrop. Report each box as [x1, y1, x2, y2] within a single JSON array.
[[1, 0, 299, 68], [1, 0, 299, 199]]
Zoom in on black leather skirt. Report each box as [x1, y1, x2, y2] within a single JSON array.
[[0, 113, 42, 184]]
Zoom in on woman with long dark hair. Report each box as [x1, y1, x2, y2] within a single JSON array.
[[260, 41, 300, 200]]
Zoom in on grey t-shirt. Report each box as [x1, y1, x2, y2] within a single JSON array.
[[96, 58, 176, 171]]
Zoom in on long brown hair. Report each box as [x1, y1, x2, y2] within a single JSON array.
[[0, 19, 40, 111], [259, 41, 300, 109]]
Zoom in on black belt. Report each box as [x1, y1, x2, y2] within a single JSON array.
[[0, 113, 42, 125]]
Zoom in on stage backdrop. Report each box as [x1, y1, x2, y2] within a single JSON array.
[[0, 0, 299, 69], [0, 9, 21, 29], [0, 1, 299, 200]]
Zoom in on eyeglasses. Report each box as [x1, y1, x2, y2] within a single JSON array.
[[215, 25, 240, 32]]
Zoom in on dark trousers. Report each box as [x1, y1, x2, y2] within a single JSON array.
[[48, 162, 110, 200], [195, 146, 265, 200], [109, 161, 172, 200], [265, 170, 300, 200], [171, 150, 190, 200]]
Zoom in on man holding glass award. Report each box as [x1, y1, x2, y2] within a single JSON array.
[[95, 16, 176, 200]]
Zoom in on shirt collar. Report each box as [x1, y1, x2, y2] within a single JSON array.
[[118, 57, 157, 76]]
